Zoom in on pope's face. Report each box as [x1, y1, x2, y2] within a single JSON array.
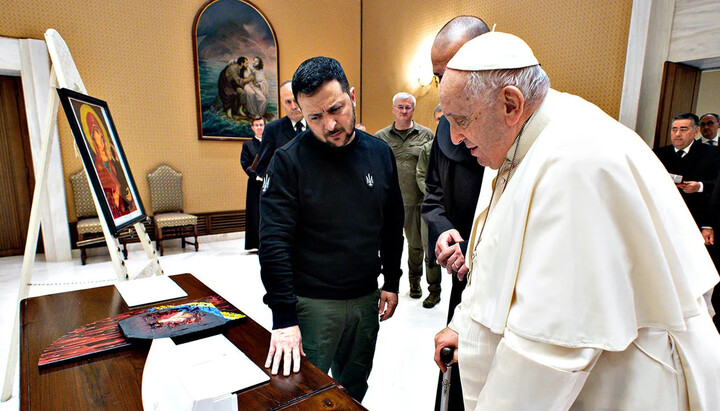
[[700, 115, 719, 140], [392, 98, 415, 123], [280, 83, 304, 122], [670, 119, 697, 150], [439, 69, 510, 169], [298, 80, 356, 148]]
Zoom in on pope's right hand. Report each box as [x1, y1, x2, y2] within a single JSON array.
[[435, 229, 469, 280], [265, 325, 305, 376], [434, 327, 459, 373]]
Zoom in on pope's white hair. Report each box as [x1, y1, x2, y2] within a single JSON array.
[[464, 65, 550, 108], [392, 92, 416, 107]]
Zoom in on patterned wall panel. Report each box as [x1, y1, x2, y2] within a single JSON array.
[[362, 0, 633, 134], [0, 0, 361, 221]]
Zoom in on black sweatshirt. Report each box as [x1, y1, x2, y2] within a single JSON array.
[[259, 129, 404, 329]]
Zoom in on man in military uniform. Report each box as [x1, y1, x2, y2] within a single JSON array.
[[376, 93, 438, 306]]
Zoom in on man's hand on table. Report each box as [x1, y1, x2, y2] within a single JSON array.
[[265, 325, 305, 376]]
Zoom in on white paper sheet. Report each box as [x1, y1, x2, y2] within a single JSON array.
[[142, 335, 269, 411], [115, 275, 187, 307]]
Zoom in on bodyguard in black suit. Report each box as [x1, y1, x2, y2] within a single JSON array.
[[255, 80, 306, 179], [654, 113, 720, 229]]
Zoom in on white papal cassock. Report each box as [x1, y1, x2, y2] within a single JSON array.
[[450, 89, 720, 410]]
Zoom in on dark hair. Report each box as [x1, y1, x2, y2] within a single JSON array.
[[251, 116, 265, 125], [237, 56, 248, 65], [673, 112, 699, 126], [253, 56, 264, 70], [291, 56, 350, 104], [701, 113, 720, 122]]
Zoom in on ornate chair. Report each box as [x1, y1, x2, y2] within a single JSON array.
[[69, 171, 129, 264], [146, 165, 198, 256]]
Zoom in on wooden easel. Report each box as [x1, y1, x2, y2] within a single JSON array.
[[2, 29, 163, 402]]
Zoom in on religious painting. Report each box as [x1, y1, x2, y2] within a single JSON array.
[[57, 88, 146, 235], [193, 0, 279, 141]]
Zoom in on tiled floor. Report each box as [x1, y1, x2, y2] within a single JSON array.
[[0, 234, 452, 410]]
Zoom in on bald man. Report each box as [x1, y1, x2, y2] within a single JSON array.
[[423, 15, 490, 411]]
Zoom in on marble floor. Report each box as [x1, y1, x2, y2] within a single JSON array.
[[0, 234, 452, 410]]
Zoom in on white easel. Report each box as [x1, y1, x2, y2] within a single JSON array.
[[2, 29, 163, 402]]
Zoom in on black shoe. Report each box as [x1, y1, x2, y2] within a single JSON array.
[[423, 293, 441, 308], [409, 284, 422, 299]]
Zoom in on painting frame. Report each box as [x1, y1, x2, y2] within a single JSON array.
[[193, 0, 279, 141], [57, 88, 146, 236]]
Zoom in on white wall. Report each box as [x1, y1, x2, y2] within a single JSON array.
[[696, 70, 720, 116]]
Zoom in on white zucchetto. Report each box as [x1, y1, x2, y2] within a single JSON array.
[[447, 32, 540, 71]]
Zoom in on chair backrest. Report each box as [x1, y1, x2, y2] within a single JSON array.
[[146, 164, 184, 214], [69, 170, 98, 219]]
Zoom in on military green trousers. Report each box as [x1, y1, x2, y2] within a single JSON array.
[[296, 290, 380, 402], [405, 205, 441, 294]]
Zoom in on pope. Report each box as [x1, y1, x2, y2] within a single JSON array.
[[433, 32, 720, 410]]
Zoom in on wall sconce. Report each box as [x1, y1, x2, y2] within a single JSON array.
[[418, 68, 437, 87], [418, 73, 439, 87]]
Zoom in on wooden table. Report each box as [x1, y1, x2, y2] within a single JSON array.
[[20, 273, 366, 410]]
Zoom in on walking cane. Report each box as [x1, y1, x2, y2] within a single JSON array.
[[439, 347, 455, 411]]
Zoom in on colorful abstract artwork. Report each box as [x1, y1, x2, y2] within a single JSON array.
[[119, 302, 228, 339], [38, 295, 245, 367]]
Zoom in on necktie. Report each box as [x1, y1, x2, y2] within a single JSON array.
[[676, 150, 685, 158], [295, 122, 304, 135]]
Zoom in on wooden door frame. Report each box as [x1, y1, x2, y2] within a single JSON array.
[[0, 36, 71, 262], [619, 0, 720, 146]]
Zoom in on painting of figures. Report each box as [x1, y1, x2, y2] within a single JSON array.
[[194, 0, 278, 140]]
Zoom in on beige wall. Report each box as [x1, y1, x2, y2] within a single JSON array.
[[2, 0, 632, 221], [0, 0, 361, 221], [361, 0, 633, 134], [697, 70, 720, 117]]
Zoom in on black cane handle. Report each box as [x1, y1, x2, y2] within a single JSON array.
[[440, 347, 454, 364]]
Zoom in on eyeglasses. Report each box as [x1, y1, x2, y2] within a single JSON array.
[[395, 105, 414, 111]]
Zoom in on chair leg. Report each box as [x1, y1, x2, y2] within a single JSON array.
[[194, 224, 199, 252], [122, 242, 128, 260], [182, 236, 186, 249], [156, 225, 164, 256], [79, 232, 87, 265]]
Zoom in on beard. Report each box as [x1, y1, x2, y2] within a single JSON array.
[[320, 107, 356, 148]]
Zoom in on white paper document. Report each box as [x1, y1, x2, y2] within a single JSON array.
[[115, 275, 187, 307], [142, 335, 270, 411]]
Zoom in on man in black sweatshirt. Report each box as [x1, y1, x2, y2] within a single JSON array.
[[259, 56, 404, 402]]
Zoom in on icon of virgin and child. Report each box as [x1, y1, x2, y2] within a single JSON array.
[[217, 55, 269, 121], [80, 106, 137, 219]]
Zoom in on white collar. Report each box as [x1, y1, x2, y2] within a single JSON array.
[[291, 118, 306, 129]]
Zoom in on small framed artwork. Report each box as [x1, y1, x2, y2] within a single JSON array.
[[193, 0, 279, 141], [57, 88, 146, 235]]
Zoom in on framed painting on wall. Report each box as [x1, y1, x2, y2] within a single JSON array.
[[193, 0, 279, 141], [57, 88, 146, 235]]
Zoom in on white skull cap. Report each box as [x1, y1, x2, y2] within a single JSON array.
[[447, 32, 539, 71]]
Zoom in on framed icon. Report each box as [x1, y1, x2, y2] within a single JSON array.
[[57, 88, 146, 235]]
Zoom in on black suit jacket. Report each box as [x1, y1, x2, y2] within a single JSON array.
[[655, 141, 720, 227], [255, 116, 297, 179]]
